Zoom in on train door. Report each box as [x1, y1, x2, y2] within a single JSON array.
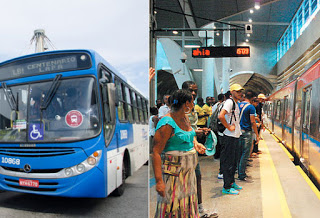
[[282, 96, 289, 144], [300, 86, 312, 168]]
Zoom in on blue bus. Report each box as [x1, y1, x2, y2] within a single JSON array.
[[0, 50, 149, 197]]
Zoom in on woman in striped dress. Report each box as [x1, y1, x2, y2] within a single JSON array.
[[153, 89, 206, 218]]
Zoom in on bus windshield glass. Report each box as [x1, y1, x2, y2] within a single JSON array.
[[0, 77, 101, 143]]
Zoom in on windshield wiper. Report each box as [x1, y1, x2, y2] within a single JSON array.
[[40, 74, 62, 110], [1, 82, 17, 111]]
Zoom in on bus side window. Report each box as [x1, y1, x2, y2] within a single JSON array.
[[132, 92, 139, 123], [136, 95, 144, 123], [125, 86, 134, 123], [143, 99, 148, 123], [115, 79, 127, 122]]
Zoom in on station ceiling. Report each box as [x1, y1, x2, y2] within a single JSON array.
[[152, 0, 303, 44]]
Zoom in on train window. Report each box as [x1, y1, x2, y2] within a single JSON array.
[[276, 100, 281, 120], [303, 87, 312, 130], [125, 86, 134, 123], [115, 79, 127, 122]]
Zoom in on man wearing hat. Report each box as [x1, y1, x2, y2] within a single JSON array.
[[218, 84, 243, 195], [253, 93, 266, 154]]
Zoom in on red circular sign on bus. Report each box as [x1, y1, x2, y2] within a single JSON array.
[[65, 110, 83, 128]]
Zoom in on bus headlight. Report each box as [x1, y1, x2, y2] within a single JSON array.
[[76, 164, 85, 173], [87, 157, 96, 165], [62, 150, 102, 178], [65, 168, 73, 176]]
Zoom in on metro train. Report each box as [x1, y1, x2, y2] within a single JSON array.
[[265, 58, 320, 187]]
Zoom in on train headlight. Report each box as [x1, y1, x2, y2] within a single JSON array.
[[62, 150, 102, 178]]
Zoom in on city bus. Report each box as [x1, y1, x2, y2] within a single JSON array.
[[0, 50, 149, 197]]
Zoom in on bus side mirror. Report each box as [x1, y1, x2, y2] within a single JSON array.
[[99, 78, 108, 85]]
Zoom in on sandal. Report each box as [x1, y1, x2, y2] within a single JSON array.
[[201, 212, 219, 218]]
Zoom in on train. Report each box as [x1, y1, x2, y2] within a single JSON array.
[[264, 58, 320, 187]]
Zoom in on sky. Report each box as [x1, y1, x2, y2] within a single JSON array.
[[0, 0, 149, 96]]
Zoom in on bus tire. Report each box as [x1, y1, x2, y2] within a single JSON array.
[[112, 160, 126, 196]]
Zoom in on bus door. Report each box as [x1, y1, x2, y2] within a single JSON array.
[[282, 96, 289, 145], [300, 86, 312, 168]]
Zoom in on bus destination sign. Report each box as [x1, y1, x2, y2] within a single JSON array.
[[192, 46, 250, 58], [0, 53, 92, 81]]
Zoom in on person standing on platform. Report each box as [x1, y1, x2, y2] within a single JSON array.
[[149, 107, 159, 153], [253, 93, 266, 154], [195, 97, 209, 128], [211, 93, 225, 160], [152, 89, 206, 217], [158, 95, 170, 118], [204, 96, 213, 117], [237, 91, 259, 181], [218, 84, 243, 195], [181, 81, 217, 218]]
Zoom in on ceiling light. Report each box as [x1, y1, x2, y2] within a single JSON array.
[[173, 31, 178, 34], [193, 69, 203, 72], [216, 32, 220, 36], [254, 2, 260, 10], [249, 18, 252, 23], [245, 39, 249, 42], [184, 45, 200, 48], [247, 34, 251, 37], [213, 26, 217, 29], [250, 9, 254, 14]]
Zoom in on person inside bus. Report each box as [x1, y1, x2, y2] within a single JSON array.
[[152, 89, 206, 217]]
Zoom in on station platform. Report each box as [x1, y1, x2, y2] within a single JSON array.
[[149, 131, 320, 218]]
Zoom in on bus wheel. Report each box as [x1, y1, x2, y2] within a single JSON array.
[[112, 160, 126, 196]]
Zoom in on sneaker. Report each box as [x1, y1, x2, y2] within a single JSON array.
[[231, 182, 243, 190], [222, 188, 239, 195], [217, 173, 223, 179], [237, 177, 254, 183], [198, 203, 204, 214]]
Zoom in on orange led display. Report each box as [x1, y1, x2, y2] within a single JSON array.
[[192, 46, 250, 58]]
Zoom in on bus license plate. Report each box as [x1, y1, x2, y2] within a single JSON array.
[[19, 179, 39, 188]]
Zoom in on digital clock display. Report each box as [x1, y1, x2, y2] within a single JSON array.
[[192, 46, 250, 58]]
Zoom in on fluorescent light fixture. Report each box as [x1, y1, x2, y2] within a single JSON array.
[[193, 69, 203, 72], [249, 18, 252, 23], [247, 34, 251, 37], [254, 2, 260, 10], [245, 39, 249, 42], [184, 45, 200, 48], [250, 9, 254, 14], [173, 31, 178, 34]]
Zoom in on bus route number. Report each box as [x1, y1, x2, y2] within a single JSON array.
[[1, 157, 20, 165]]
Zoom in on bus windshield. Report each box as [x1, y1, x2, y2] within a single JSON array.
[[0, 77, 101, 143]]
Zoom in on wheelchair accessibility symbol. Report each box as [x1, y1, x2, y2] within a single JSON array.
[[28, 124, 44, 140]]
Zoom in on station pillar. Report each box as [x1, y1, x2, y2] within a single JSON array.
[[201, 29, 215, 99], [221, 27, 231, 93]]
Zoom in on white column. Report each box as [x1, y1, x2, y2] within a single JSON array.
[[221, 27, 231, 93]]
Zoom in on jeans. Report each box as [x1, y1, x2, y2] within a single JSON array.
[[238, 130, 253, 179], [220, 135, 240, 189]]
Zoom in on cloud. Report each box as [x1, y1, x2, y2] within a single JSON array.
[[0, 0, 148, 96]]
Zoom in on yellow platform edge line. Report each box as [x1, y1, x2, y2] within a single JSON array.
[[296, 166, 320, 201], [260, 139, 292, 218], [270, 134, 294, 161]]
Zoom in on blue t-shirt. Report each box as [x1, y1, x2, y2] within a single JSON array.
[[238, 102, 256, 131]]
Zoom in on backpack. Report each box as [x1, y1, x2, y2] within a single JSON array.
[[209, 99, 236, 133]]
